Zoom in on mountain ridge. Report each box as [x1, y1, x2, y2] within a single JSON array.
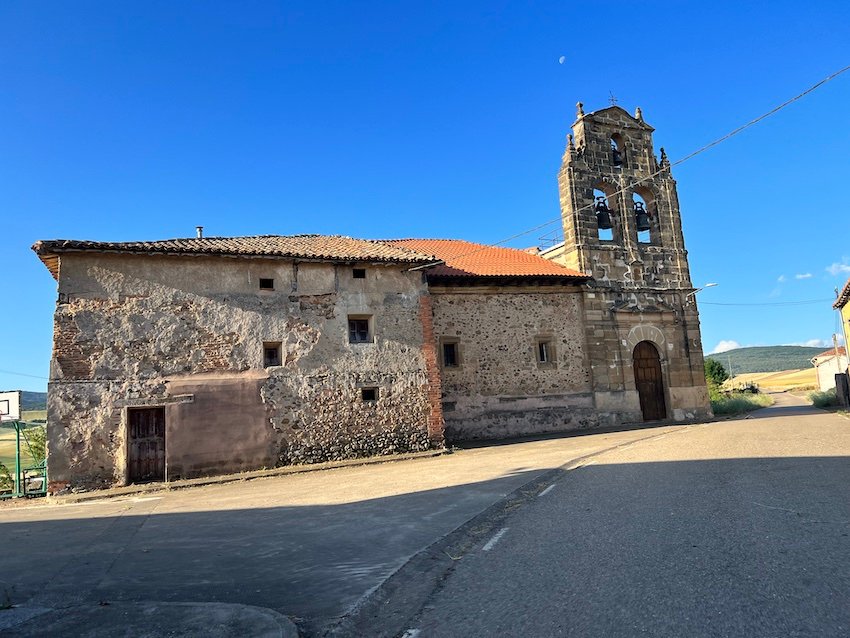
[[704, 345, 825, 375]]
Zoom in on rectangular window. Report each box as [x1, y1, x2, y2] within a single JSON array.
[[259, 278, 275, 290], [263, 342, 282, 367], [352, 268, 366, 279], [348, 316, 372, 343], [442, 341, 459, 368], [535, 338, 556, 368], [361, 387, 378, 401]]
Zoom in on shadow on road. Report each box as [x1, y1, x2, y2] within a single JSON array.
[[5, 451, 850, 636]]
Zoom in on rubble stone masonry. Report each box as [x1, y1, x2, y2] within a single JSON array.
[[47, 253, 441, 490], [429, 284, 597, 440]]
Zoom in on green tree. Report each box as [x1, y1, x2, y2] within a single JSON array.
[[25, 425, 46, 465], [704, 359, 729, 387]]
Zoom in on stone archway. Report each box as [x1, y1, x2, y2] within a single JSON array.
[[632, 341, 667, 421]]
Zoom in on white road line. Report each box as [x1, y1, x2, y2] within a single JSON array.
[[482, 527, 509, 552], [538, 484, 556, 497]]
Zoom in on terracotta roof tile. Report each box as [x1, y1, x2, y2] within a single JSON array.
[[32, 235, 434, 280], [834, 277, 850, 309], [385, 239, 588, 280], [812, 346, 846, 359]]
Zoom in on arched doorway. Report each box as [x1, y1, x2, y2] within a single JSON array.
[[633, 341, 666, 421]]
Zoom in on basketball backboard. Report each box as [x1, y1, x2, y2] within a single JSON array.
[[0, 390, 22, 421]]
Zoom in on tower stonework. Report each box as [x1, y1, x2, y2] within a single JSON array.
[[543, 104, 712, 423]]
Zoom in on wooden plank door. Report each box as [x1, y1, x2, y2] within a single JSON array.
[[633, 341, 667, 421], [128, 407, 165, 482]]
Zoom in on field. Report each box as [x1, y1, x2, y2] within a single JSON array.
[[0, 423, 45, 470], [706, 346, 823, 374], [724, 368, 817, 391]]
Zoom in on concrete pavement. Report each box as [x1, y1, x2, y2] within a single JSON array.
[[0, 420, 690, 636]]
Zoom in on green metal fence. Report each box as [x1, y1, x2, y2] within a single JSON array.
[[0, 421, 47, 499]]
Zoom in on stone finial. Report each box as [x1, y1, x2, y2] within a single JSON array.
[[576, 101, 585, 118], [659, 147, 670, 167], [567, 134, 575, 150], [634, 106, 644, 121]]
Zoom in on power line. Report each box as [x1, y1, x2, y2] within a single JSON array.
[[0, 369, 49, 381], [701, 299, 833, 307], [411, 63, 850, 269]]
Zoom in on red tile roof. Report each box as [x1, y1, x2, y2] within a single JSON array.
[[385, 239, 588, 280], [32, 235, 434, 280], [834, 277, 850, 309], [812, 346, 846, 360]]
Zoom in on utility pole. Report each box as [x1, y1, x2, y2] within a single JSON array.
[[837, 287, 849, 374], [834, 332, 842, 375]]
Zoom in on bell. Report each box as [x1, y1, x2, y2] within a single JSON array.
[[611, 148, 623, 167], [634, 202, 651, 231], [594, 196, 613, 230]]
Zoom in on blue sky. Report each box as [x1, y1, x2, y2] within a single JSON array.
[[2, 1, 849, 392]]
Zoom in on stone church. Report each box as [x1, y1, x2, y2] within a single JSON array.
[[33, 104, 711, 492]]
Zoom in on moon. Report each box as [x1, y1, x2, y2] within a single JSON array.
[[558, 55, 566, 64]]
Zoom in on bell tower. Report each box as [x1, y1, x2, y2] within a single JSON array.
[[544, 102, 711, 423], [556, 101, 692, 288]]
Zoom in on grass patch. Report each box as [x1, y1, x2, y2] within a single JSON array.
[[711, 391, 773, 416], [0, 425, 43, 470], [21, 410, 47, 423], [808, 388, 839, 409]]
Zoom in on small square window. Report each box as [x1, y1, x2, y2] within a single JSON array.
[[352, 268, 366, 279], [348, 316, 372, 343], [259, 278, 275, 290], [361, 387, 378, 401], [263, 342, 282, 367]]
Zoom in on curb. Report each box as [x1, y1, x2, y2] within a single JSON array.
[[328, 424, 691, 637], [44, 449, 448, 505], [1, 601, 299, 637]]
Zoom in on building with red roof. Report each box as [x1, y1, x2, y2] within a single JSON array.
[[33, 104, 712, 493]]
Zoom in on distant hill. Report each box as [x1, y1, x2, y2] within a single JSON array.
[[705, 346, 824, 375], [21, 391, 47, 411]]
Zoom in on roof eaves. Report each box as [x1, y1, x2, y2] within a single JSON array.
[[834, 277, 850, 309]]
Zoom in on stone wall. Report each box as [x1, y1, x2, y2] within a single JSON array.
[[429, 284, 596, 440], [547, 104, 711, 423], [47, 253, 440, 490], [581, 292, 712, 423]]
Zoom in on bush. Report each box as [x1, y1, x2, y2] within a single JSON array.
[[808, 388, 838, 408], [0, 461, 12, 492], [711, 391, 773, 416], [25, 425, 46, 465], [704, 359, 729, 386]]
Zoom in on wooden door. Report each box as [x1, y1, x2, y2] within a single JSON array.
[[128, 407, 165, 482], [633, 341, 667, 421]]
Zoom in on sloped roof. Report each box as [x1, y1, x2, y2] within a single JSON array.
[[812, 345, 846, 360], [385, 239, 588, 280], [32, 235, 435, 280], [834, 277, 850, 309]]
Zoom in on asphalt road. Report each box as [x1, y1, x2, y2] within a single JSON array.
[[393, 394, 850, 637], [0, 417, 682, 635]]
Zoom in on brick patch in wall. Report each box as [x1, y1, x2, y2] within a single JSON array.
[[418, 294, 445, 447]]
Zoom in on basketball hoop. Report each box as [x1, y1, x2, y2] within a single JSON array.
[[0, 391, 22, 422]]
